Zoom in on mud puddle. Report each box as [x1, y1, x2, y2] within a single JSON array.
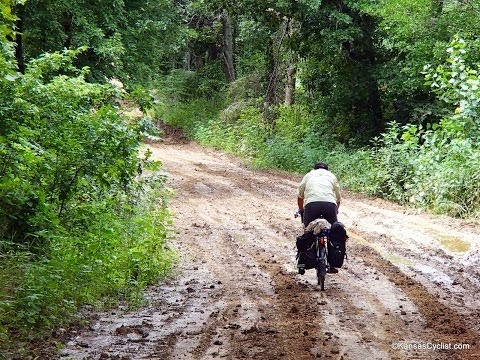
[[60, 133, 480, 360]]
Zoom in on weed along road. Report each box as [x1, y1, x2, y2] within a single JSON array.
[[62, 133, 480, 359]]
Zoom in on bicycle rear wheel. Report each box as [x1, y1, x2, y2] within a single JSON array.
[[317, 255, 327, 291]]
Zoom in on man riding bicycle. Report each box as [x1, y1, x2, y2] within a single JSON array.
[[297, 161, 342, 273], [297, 161, 341, 226]]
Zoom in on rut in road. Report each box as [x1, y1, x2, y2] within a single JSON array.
[[61, 137, 480, 360]]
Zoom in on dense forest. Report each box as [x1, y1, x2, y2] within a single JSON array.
[[1, 0, 480, 357]]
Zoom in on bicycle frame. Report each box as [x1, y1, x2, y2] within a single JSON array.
[[316, 231, 328, 290], [296, 215, 330, 290]]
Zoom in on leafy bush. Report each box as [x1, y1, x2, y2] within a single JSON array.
[[367, 122, 419, 202], [155, 69, 197, 103], [0, 46, 175, 357], [262, 137, 305, 171], [363, 37, 480, 217], [153, 35, 480, 219], [152, 69, 226, 139], [226, 73, 264, 103], [196, 104, 271, 160], [154, 96, 224, 138]]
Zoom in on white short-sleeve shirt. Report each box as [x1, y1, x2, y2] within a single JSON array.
[[297, 168, 341, 206]]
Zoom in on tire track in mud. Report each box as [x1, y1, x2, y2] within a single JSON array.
[[59, 138, 480, 360], [150, 141, 479, 360], [348, 241, 479, 359], [160, 165, 327, 359]]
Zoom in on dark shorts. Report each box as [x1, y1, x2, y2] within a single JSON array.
[[303, 201, 338, 227]]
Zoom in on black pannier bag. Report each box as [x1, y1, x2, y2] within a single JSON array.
[[297, 247, 319, 270], [327, 221, 348, 268], [296, 231, 318, 270], [296, 231, 316, 252]]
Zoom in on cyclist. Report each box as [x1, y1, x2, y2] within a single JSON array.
[[297, 161, 342, 273], [297, 161, 341, 226]]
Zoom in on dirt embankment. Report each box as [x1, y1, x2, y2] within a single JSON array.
[[60, 132, 480, 360]]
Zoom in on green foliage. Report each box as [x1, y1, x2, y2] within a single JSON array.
[[155, 35, 480, 219], [261, 136, 305, 171], [360, 0, 480, 126], [274, 105, 311, 141], [155, 69, 197, 103], [121, 0, 190, 82], [198, 105, 272, 160], [21, 0, 125, 80], [154, 95, 224, 141], [260, 105, 328, 171], [412, 37, 480, 216], [359, 38, 480, 217], [425, 37, 480, 138], [235, 19, 270, 77], [0, 47, 175, 356], [368, 122, 418, 202], [17, 0, 188, 83], [190, 61, 228, 98], [0, 0, 22, 72], [1, 172, 175, 356], [227, 73, 264, 102], [1, 48, 137, 246], [155, 66, 226, 103], [152, 68, 227, 143]]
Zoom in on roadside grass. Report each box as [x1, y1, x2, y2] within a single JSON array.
[[154, 95, 480, 219], [0, 50, 177, 357]]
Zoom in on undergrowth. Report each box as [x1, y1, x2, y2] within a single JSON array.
[[154, 42, 480, 219], [0, 48, 177, 357]]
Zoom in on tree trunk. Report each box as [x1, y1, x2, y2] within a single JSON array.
[[14, 4, 25, 74], [220, 10, 235, 83], [285, 64, 296, 106], [266, 18, 296, 107], [265, 39, 278, 106], [184, 50, 192, 71], [284, 19, 297, 106], [368, 79, 384, 133]]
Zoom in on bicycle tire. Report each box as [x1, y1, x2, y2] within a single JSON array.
[[317, 255, 327, 291]]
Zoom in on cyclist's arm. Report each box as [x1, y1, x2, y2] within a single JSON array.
[[333, 176, 341, 210], [297, 197, 304, 212], [297, 175, 307, 212]]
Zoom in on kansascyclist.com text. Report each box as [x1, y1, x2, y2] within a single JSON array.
[[392, 342, 471, 351]]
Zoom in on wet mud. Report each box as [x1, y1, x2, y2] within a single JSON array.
[[60, 133, 480, 360]]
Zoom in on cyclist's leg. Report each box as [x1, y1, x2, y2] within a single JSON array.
[[303, 202, 323, 227], [308, 202, 339, 273], [319, 202, 338, 225], [304, 201, 338, 227]]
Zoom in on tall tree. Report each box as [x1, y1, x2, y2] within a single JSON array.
[[284, 18, 298, 106], [283, 0, 385, 141], [13, 0, 188, 83], [122, 0, 189, 81], [183, 1, 239, 83], [235, 1, 298, 106], [362, 0, 480, 127], [220, 9, 235, 82]]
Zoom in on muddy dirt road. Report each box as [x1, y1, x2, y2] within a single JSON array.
[[61, 134, 480, 360]]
